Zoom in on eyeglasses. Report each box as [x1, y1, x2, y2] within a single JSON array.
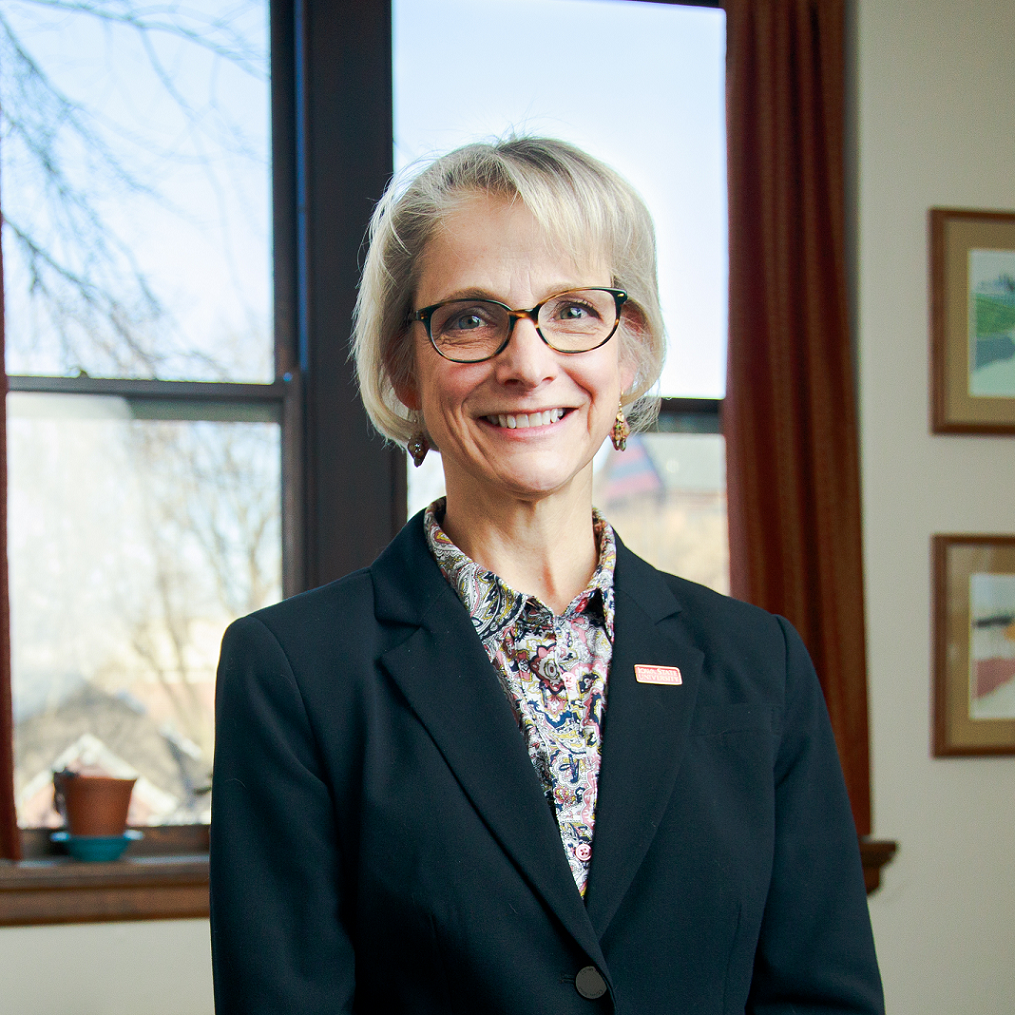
[[411, 287, 628, 364]]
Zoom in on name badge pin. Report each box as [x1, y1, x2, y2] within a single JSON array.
[[635, 664, 682, 686]]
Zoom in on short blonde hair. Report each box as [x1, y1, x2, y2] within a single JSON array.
[[352, 136, 665, 446]]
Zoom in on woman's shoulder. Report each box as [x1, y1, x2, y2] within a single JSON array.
[[612, 537, 803, 683], [614, 536, 781, 630], [240, 567, 377, 640], [221, 567, 395, 691], [222, 514, 442, 664]]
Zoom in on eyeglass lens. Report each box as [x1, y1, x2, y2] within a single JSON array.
[[429, 289, 620, 361]]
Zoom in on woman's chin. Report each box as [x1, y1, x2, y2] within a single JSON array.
[[449, 458, 595, 509]]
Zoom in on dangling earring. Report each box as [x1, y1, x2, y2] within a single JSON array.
[[407, 432, 429, 467], [610, 402, 631, 452]]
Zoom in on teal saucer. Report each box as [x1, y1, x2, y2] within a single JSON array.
[[51, 829, 144, 862]]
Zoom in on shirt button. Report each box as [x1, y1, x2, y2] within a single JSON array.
[[575, 965, 608, 1000], [575, 842, 592, 862]]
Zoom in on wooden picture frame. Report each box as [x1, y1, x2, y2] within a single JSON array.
[[933, 535, 1015, 756], [931, 208, 1015, 433]]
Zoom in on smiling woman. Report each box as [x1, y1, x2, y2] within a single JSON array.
[[209, 137, 884, 1015], [401, 193, 633, 608]]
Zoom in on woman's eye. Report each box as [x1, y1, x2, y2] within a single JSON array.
[[451, 313, 485, 331], [556, 301, 599, 322], [439, 304, 499, 334]]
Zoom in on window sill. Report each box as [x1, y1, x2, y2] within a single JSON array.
[[860, 838, 897, 894], [0, 831, 894, 927], [0, 826, 209, 926], [0, 855, 209, 926]]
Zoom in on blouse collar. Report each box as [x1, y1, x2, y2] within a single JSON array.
[[423, 498, 617, 645]]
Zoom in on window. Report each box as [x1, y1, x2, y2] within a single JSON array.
[[0, 0, 728, 921], [3, 0, 281, 850]]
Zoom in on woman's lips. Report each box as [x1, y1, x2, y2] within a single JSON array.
[[485, 408, 567, 429]]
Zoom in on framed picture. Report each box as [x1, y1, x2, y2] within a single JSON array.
[[933, 535, 1015, 755], [931, 208, 1015, 433]]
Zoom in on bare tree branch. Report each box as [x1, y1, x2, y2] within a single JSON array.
[[0, 0, 267, 377], [21, 0, 267, 76]]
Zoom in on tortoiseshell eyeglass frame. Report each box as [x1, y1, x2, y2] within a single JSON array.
[[410, 287, 629, 363]]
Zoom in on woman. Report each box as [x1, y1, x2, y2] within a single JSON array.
[[210, 137, 883, 1014]]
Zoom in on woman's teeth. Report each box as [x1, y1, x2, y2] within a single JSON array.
[[490, 408, 565, 429]]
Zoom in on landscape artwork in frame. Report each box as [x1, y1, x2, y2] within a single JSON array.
[[931, 208, 1015, 432], [933, 535, 1015, 756]]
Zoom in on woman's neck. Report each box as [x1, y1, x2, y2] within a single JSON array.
[[440, 482, 598, 616]]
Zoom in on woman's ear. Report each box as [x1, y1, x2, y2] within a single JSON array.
[[619, 303, 645, 395], [389, 330, 421, 410], [394, 376, 420, 411]]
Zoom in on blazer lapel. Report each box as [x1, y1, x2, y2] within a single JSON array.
[[583, 541, 705, 938], [371, 518, 607, 968]]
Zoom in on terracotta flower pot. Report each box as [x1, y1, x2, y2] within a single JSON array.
[[53, 771, 137, 837]]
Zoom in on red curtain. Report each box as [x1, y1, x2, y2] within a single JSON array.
[[723, 0, 871, 835], [0, 178, 19, 860]]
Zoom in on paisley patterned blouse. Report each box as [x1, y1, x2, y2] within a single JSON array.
[[424, 499, 616, 896]]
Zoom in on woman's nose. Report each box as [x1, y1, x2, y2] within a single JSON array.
[[493, 317, 557, 387]]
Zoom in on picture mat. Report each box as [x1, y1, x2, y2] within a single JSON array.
[[935, 537, 1015, 754], [936, 213, 1015, 429], [967, 249, 1015, 397], [968, 572, 1015, 719]]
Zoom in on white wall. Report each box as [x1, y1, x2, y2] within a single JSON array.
[[856, 0, 1015, 1011], [0, 919, 213, 1015]]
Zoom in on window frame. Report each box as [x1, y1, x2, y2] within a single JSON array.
[[0, 0, 731, 925], [0, 0, 305, 916]]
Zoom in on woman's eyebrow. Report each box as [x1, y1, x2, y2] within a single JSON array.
[[429, 282, 588, 306], [429, 287, 503, 304]]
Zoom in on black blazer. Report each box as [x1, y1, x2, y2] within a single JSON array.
[[210, 513, 883, 1015]]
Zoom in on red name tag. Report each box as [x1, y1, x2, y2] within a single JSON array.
[[635, 665, 682, 685]]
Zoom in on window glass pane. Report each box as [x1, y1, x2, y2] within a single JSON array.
[[592, 433, 728, 594], [1, 1, 272, 382], [8, 393, 282, 826], [393, 0, 727, 399]]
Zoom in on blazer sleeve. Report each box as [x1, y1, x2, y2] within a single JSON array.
[[210, 615, 356, 1014], [747, 617, 885, 1015]]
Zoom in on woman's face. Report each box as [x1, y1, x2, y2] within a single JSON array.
[[399, 191, 636, 508]]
